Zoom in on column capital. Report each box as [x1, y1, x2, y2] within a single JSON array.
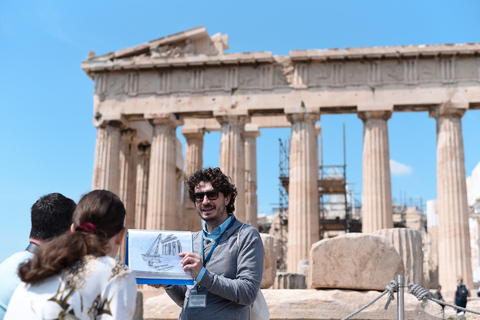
[[357, 110, 392, 122], [146, 113, 183, 128], [95, 119, 127, 130], [245, 124, 261, 139], [429, 103, 467, 119], [286, 111, 319, 124], [181, 126, 206, 140], [94, 112, 129, 129], [285, 105, 320, 124], [215, 114, 249, 125]]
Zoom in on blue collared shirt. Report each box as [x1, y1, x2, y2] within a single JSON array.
[[196, 216, 233, 282]]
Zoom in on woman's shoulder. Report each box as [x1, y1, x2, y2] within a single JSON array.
[[84, 255, 133, 276]]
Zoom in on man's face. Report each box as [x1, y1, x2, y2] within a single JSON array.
[[193, 181, 230, 224]]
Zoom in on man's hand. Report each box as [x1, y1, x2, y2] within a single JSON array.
[[179, 252, 202, 279]]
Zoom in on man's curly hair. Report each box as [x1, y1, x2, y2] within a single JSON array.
[[187, 167, 237, 214]]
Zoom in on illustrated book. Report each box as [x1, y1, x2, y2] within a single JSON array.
[[126, 229, 194, 285]]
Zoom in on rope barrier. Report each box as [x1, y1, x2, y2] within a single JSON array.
[[341, 281, 398, 320], [340, 279, 480, 319], [407, 283, 480, 316], [407, 283, 429, 301]]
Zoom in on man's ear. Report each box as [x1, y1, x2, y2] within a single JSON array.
[[225, 194, 231, 206]]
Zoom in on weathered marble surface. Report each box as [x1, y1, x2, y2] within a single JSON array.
[[308, 233, 405, 291], [142, 289, 443, 320], [260, 233, 277, 289], [373, 228, 424, 288]]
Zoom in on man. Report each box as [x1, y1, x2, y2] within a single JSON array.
[[454, 276, 471, 314], [0, 193, 76, 319], [164, 167, 264, 319], [432, 285, 444, 315]]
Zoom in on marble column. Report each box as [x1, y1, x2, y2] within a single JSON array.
[[358, 111, 393, 233], [135, 143, 150, 229], [146, 115, 182, 230], [92, 121, 123, 195], [119, 129, 138, 231], [430, 104, 473, 297], [286, 111, 320, 273], [245, 125, 261, 228], [217, 114, 248, 222], [118, 129, 138, 260], [181, 128, 204, 231]]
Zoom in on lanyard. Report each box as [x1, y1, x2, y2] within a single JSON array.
[[202, 217, 236, 267]]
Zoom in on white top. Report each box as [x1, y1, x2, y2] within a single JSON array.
[[5, 255, 137, 320]]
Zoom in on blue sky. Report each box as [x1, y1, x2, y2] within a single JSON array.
[[1, 0, 479, 262]]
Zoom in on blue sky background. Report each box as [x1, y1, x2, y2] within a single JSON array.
[[1, 0, 479, 262]]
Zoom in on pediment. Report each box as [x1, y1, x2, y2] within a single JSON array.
[[86, 26, 229, 62]]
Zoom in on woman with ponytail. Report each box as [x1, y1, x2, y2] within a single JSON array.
[[5, 190, 137, 320]]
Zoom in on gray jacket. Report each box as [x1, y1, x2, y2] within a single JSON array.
[[166, 217, 264, 320]]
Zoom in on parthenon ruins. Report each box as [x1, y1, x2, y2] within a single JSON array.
[[81, 26, 480, 295]]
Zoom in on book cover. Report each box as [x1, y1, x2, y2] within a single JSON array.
[[126, 229, 194, 285]]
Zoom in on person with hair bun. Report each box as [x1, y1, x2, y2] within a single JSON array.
[[5, 190, 137, 320]]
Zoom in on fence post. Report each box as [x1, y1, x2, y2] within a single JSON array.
[[397, 274, 404, 320]]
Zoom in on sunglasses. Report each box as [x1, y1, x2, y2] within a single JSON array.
[[193, 189, 220, 202]]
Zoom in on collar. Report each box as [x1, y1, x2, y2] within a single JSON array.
[[203, 215, 233, 242], [25, 242, 39, 254]]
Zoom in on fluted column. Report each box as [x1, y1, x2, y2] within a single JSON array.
[[286, 110, 320, 273], [118, 129, 138, 260], [217, 114, 248, 222], [119, 129, 138, 230], [146, 115, 182, 230], [430, 104, 472, 298], [245, 125, 260, 228], [92, 121, 123, 194], [181, 128, 204, 231], [358, 111, 393, 233], [373, 228, 424, 287], [135, 143, 150, 229]]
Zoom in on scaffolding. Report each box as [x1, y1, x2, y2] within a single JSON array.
[[278, 125, 362, 239], [276, 139, 289, 271]]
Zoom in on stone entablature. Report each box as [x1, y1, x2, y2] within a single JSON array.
[[82, 27, 480, 126]]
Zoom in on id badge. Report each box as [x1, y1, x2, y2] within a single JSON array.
[[188, 292, 207, 308]]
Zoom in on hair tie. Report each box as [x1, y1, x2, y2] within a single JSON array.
[[75, 222, 97, 234]]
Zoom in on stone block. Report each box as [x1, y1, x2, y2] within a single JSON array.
[[298, 259, 309, 285], [260, 233, 277, 288], [143, 289, 443, 319], [264, 289, 442, 320], [273, 272, 306, 289], [373, 228, 424, 287], [144, 290, 181, 320], [308, 233, 405, 290]]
